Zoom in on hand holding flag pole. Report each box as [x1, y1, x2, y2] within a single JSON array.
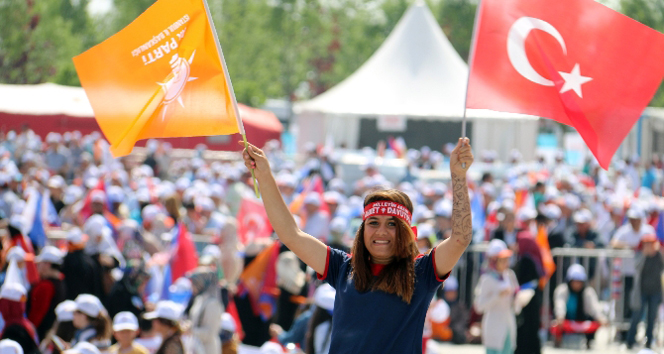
[[202, 0, 260, 198]]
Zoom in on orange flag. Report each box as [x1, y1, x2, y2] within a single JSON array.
[[73, 0, 242, 157]]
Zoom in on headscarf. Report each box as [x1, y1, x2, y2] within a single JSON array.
[[122, 261, 150, 294], [187, 269, 218, 296], [517, 231, 544, 277]]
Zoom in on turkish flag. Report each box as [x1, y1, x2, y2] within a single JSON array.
[[236, 197, 273, 245], [466, 0, 664, 169]]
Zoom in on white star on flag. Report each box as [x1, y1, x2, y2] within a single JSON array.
[[558, 63, 593, 98]]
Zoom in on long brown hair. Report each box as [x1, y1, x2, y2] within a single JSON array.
[[351, 189, 419, 303]]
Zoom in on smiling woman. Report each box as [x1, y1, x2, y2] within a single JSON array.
[[240, 138, 474, 354]]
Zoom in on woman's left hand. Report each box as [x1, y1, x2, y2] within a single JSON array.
[[450, 137, 474, 175]]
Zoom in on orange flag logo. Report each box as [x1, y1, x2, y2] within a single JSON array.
[[73, 0, 241, 157]]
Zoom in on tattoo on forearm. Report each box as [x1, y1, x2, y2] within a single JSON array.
[[451, 172, 472, 246]]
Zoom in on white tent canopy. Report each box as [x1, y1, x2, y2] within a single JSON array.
[[295, 1, 535, 121], [294, 1, 538, 160]]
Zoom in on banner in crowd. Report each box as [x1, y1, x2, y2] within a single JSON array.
[[466, 0, 664, 169], [73, 0, 241, 157]]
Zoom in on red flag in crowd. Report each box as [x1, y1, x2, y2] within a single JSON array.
[[466, 0, 664, 169], [79, 178, 106, 222], [236, 198, 273, 245], [170, 222, 198, 282]]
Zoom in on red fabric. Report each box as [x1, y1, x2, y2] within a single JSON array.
[[236, 198, 273, 245], [430, 248, 449, 283], [27, 280, 55, 327], [226, 298, 244, 341], [316, 247, 331, 281], [170, 222, 198, 282], [11, 236, 39, 285], [79, 178, 106, 222], [0, 299, 37, 340], [370, 263, 386, 276], [550, 320, 601, 335], [467, 0, 664, 169]]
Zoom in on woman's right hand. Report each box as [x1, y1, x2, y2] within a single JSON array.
[[238, 141, 271, 177]]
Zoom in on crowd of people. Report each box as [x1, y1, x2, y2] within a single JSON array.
[[0, 126, 664, 353]]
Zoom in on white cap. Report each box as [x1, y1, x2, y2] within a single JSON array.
[[90, 190, 106, 203], [486, 239, 512, 258], [540, 204, 562, 220], [566, 264, 587, 282], [0, 339, 23, 354], [55, 300, 77, 321], [202, 245, 222, 260], [313, 284, 335, 311], [329, 217, 347, 234], [47, 175, 65, 189], [573, 209, 593, 224], [64, 342, 101, 354], [46, 132, 62, 143], [323, 191, 344, 205], [84, 215, 107, 238], [67, 228, 85, 244], [143, 300, 183, 321], [516, 207, 538, 222], [304, 193, 321, 207], [6, 247, 25, 263], [434, 200, 452, 218], [444, 276, 459, 292], [627, 207, 645, 220], [107, 186, 124, 204], [141, 205, 160, 223], [259, 342, 285, 354], [8, 215, 23, 232], [220, 313, 236, 332], [113, 311, 139, 331], [35, 246, 65, 265], [75, 294, 104, 317], [195, 197, 215, 212], [175, 177, 191, 191], [136, 188, 151, 203], [416, 223, 435, 240], [0, 283, 26, 302]]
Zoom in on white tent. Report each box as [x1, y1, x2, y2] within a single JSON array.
[[294, 1, 539, 160]]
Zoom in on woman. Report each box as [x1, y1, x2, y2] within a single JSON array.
[[513, 231, 544, 354], [40, 300, 77, 353], [552, 264, 605, 349], [305, 284, 335, 354], [106, 261, 151, 320], [187, 269, 222, 354], [474, 239, 518, 354], [71, 294, 112, 349], [27, 246, 67, 340], [240, 138, 474, 353], [144, 301, 185, 354], [0, 283, 39, 354]]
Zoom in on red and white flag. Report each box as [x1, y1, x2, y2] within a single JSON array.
[[236, 197, 272, 245], [466, 0, 664, 169]]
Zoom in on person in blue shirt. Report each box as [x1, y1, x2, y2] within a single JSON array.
[[240, 138, 474, 354]]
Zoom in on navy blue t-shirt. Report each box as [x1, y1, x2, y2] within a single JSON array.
[[318, 247, 447, 354]]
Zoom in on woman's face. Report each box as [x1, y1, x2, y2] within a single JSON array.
[[494, 257, 510, 272], [363, 215, 398, 264], [72, 311, 89, 329]]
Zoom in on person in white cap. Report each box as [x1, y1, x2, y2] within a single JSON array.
[[552, 264, 605, 349], [305, 284, 335, 354], [27, 246, 67, 340], [416, 224, 435, 254], [327, 217, 350, 253], [143, 301, 184, 354], [62, 228, 102, 301], [474, 239, 518, 354], [0, 339, 23, 354], [64, 341, 101, 354], [47, 175, 66, 214], [301, 193, 330, 242], [107, 312, 148, 354], [0, 280, 40, 353], [570, 209, 601, 248], [241, 138, 474, 354], [219, 312, 239, 354], [627, 234, 664, 349], [71, 294, 112, 348], [611, 205, 656, 334]]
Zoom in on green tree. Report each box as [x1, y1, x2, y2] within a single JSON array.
[[0, 0, 84, 85], [620, 0, 664, 106], [438, 0, 476, 61]]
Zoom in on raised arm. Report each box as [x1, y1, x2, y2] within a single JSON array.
[[434, 138, 474, 277], [240, 142, 328, 275]]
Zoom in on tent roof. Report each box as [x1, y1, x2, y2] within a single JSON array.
[[0, 83, 282, 133], [295, 2, 536, 121]]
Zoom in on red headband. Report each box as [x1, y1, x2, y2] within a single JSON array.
[[363, 201, 413, 225]]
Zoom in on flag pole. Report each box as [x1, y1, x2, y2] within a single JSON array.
[[461, 0, 483, 168], [202, 0, 260, 198]]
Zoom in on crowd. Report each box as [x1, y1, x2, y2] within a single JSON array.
[[0, 125, 663, 353]]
